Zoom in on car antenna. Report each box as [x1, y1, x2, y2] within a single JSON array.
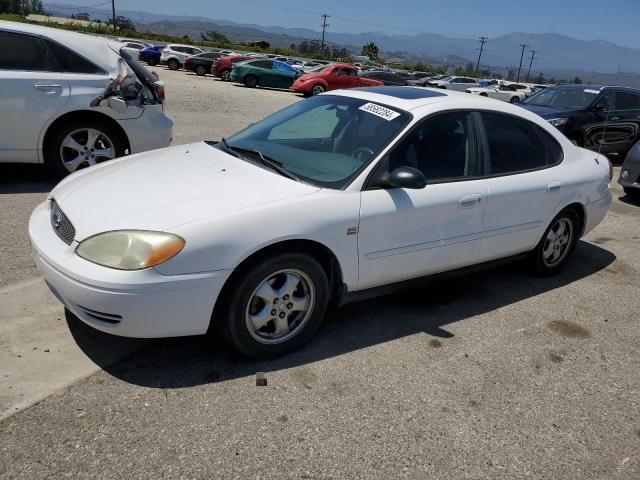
[[595, 64, 621, 162]]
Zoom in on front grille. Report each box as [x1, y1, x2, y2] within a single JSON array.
[[50, 200, 75, 245]]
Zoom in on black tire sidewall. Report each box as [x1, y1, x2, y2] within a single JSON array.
[[219, 253, 329, 358], [147, 58, 157, 66], [45, 119, 126, 179], [221, 70, 231, 81], [196, 65, 206, 76], [529, 209, 579, 276], [244, 75, 257, 88], [168, 59, 179, 70]]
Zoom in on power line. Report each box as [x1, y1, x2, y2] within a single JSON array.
[[516, 43, 529, 83], [320, 14, 330, 56], [475, 36, 487, 73], [526, 50, 536, 82]]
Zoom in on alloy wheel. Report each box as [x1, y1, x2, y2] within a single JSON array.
[[245, 269, 315, 344], [312, 85, 325, 95], [221, 70, 231, 81], [59, 128, 115, 173], [542, 218, 573, 267]]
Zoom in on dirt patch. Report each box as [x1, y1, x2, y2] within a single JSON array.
[[547, 320, 591, 339], [429, 339, 443, 348], [547, 351, 565, 363]]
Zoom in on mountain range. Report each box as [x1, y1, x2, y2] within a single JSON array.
[[44, 3, 640, 75]]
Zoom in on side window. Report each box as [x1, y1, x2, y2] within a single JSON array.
[[125, 43, 143, 50], [251, 60, 273, 69], [46, 40, 103, 74], [481, 112, 555, 175], [596, 92, 615, 111], [389, 111, 479, 182], [615, 92, 640, 110], [0, 31, 55, 71]]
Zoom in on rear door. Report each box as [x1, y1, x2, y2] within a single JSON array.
[[612, 91, 640, 154], [478, 111, 566, 261], [0, 31, 70, 163]]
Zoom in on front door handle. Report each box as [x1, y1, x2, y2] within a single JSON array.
[[548, 181, 564, 193], [610, 117, 620, 121], [33, 83, 62, 94], [459, 193, 482, 209]]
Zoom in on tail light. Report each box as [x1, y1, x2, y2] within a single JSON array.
[[185, 56, 191, 62], [152, 82, 165, 103]]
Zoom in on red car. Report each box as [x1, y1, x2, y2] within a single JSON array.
[[291, 64, 383, 96], [212, 55, 252, 81]]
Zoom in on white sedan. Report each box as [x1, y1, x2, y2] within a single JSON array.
[[466, 84, 528, 103], [29, 86, 612, 358]]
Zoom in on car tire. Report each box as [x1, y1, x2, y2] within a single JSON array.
[[623, 187, 640, 200], [510, 96, 520, 103], [147, 58, 157, 66], [528, 209, 579, 276], [220, 69, 232, 82], [479, 92, 488, 97], [195, 65, 206, 76], [244, 75, 258, 88], [311, 84, 325, 95], [167, 59, 180, 70], [217, 253, 330, 358], [44, 118, 127, 179]]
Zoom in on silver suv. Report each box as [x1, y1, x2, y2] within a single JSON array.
[[160, 44, 204, 70]]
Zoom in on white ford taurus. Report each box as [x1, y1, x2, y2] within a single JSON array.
[[29, 86, 612, 358]]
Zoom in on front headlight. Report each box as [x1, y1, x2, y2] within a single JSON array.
[[76, 230, 185, 270], [547, 118, 569, 128]]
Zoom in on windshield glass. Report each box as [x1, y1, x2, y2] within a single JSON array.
[[523, 86, 599, 109], [223, 95, 410, 188]]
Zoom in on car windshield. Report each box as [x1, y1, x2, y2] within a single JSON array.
[[221, 95, 411, 189], [523, 86, 599, 109]]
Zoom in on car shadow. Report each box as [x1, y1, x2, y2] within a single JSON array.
[[67, 240, 615, 389], [619, 193, 640, 206], [231, 84, 298, 95], [0, 164, 57, 194]]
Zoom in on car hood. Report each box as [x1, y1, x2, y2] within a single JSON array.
[[50, 142, 320, 241], [519, 104, 579, 119]]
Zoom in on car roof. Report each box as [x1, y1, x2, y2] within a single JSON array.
[[0, 20, 121, 73], [327, 86, 550, 116]]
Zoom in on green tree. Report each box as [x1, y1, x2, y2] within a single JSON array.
[[573, 77, 583, 84], [200, 30, 230, 45], [361, 41, 379, 61], [535, 73, 546, 83], [506, 69, 516, 81], [107, 15, 136, 31], [465, 62, 474, 73]]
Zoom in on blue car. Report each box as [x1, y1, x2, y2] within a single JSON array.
[[138, 45, 165, 66]]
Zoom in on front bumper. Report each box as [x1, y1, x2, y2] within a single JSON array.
[[618, 163, 640, 190], [29, 201, 231, 338]]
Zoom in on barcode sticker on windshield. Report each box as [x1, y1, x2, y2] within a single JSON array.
[[359, 102, 401, 121]]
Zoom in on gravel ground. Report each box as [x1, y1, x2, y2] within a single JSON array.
[[1, 68, 639, 479]]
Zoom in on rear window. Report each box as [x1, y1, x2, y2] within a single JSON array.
[[47, 40, 104, 74]]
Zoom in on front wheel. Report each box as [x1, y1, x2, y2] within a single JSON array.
[[220, 69, 232, 82], [147, 58, 157, 66], [244, 75, 258, 88], [167, 59, 179, 70], [311, 84, 325, 95], [217, 253, 329, 358], [528, 209, 579, 276], [509, 96, 520, 103], [195, 65, 206, 76]]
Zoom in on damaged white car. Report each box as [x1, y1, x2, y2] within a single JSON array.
[[0, 21, 173, 177]]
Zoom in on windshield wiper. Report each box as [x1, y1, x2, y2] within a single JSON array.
[[218, 137, 240, 158], [224, 144, 301, 182]]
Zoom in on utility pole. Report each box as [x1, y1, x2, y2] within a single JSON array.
[[526, 50, 536, 82], [475, 36, 488, 73], [111, 0, 117, 33], [21, 0, 25, 17], [320, 14, 330, 57], [516, 43, 529, 83]]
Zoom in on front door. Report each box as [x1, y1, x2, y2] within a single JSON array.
[[358, 111, 487, 289]]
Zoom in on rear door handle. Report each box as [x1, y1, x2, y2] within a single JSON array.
[[548, 181, 564, 193], [459, 193, 482, 209], [33, 83, 62, 93], [610, 117, 620, 121]]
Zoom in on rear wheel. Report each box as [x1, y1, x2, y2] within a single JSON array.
[[167, 59, 180, 70], [509, 96, 520, 103], [45, 119, 126, 178], [147, 58, 157, 66], [195, 65, 206, 76], [217, 253, 329, 358], [528, 209, 579, 276], [220, 69, 232, 82], [244, 74, 258, 88]]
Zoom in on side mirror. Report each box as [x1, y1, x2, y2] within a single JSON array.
[[593, 103, 607, 112], [107, 96, 128, 114], [387, 166, 427, 189]]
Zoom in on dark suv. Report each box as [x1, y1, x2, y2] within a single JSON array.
[[520, 85, 640, 158]]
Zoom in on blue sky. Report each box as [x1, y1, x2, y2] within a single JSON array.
[[63, 0, 639, 48]]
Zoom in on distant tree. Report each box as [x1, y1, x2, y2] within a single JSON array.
[[465, 62, 474, 73], [201, 30, 230, 44], [107, 16, 136, 31], [506, 69, 516, 81], [535, 73, 546, 83], [296, 40, 322, 55], [290, 43, 296, 50], [330, 46, 349, 60], [573, 77, 583, 84], [361, 41, 379, 60], [71, 12, 90, 21], [480, 68, 491, 77], [0, 0, 44, 15]]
